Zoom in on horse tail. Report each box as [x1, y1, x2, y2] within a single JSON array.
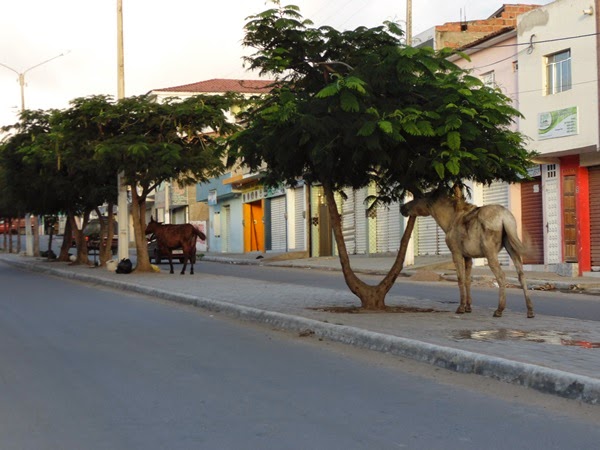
[[193, 226, 206, 241], [502, 212, 527, 262]]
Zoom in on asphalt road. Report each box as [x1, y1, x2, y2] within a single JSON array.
[[1, 263, 600, 450]]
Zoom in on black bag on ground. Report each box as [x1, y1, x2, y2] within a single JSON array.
[[116, 258, 133, 274]]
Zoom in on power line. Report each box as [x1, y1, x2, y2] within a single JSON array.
[[465, 31, 599, 50]]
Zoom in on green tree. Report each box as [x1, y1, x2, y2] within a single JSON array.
[[0, 110, 65, 257], [229, 2, 536, 309], [1, 106, 119, 265], [93, 94, 239, 272]]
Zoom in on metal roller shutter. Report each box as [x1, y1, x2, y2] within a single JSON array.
[[417, 216, 448, 255], [341, 189, 356, 254], [483, 182, 510, 265], [355, 188, 368, 254], [293, 187, 305, 251], [270, 196, 287, 251], [376, 202, 401, 253], [589, 166, 600, 268], [520, 180, 544, 265]]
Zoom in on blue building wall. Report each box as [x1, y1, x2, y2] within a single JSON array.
[[197, 173, 243, 253]]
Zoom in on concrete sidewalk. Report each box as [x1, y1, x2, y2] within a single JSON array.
[[1, 251, 600, 405]]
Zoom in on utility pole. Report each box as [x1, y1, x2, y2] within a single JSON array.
[[0, 52, 68, 257], [116, 0, 129, 260], [406, 0, 412, 46]]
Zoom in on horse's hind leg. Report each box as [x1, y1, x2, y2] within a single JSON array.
[[451, 252, 468, 314], [180, 254, 188, 275], [189, 252, 195, 275], [487, 254, 507, 317], [506, 244, 534, 318], [464, 257, 473, 313]]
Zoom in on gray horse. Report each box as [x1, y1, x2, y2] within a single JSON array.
[[401, 188, 534, 318]]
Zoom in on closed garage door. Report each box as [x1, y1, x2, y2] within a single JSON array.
[[520, 179, 544, 264], [483, 182, 509, 265], [270, 196, 287, 251], [589, 166, 600, 268]]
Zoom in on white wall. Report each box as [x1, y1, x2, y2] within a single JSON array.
[[517, 0, 598, 155]]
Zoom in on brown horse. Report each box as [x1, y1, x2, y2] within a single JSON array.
[[401, 188, 534, 318], [145, 217, 206, 274]]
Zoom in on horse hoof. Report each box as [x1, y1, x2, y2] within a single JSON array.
[[527, 311, 535, 319], [455, 307, 465, 314], [493, 310, 503, 317], [465, 306, 472, 313]]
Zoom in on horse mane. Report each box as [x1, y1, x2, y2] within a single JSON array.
[[428, 188, 477, 214], [454, 196, 477, 214]]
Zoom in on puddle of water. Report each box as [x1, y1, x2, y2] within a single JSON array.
[[454, 329, 600, 348]]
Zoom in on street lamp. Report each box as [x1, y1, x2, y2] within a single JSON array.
[[0, 51, 69, 257], [0, 52, 68, 112]]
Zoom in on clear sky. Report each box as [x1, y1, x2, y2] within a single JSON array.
[[0, 0, 552, 128]]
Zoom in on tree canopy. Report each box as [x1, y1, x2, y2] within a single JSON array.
[[232, 2, 535, 200], [228, 1, 537, 309], [1, 93, 239, 269]]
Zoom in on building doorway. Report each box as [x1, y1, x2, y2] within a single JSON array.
[[243, 200, 264, 252], [563, 174, 577, 262], [520, 179, 544, 264]]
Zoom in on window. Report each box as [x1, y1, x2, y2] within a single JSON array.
[[480, 71, 496, 88], [545, 50, 571, 95]]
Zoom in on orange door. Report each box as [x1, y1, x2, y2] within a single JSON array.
[[244, 200, 265, 252]]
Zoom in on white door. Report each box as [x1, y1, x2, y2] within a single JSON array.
[[222, 206, 230, 253], [543, 164, 561, 264]]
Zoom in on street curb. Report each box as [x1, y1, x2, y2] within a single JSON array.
[[4, 257, 600, 405]]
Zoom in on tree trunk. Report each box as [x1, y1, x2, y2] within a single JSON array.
[[322, 184, 416, 310], [101, 204, 116, 266], [58, 217, 73, 262], [70, 213, 91, 265], [47, 225, 54, 258], [15, 216, 21, 254], [130, 187, 153, 272], [8, 219, 14, 253], [95, 204, 115, 267], [33, 215, 40, 257]]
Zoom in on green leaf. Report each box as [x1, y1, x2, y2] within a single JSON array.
[[340, 90, 360, 112], [316, 83, 340, 98], [447, 131, 461, 151], [378, 120, 393, 134], [433, 161, 445, 179], [344, 76, 367, 94], [357, 121, 377, 136], [446, 158, 460, 175]]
